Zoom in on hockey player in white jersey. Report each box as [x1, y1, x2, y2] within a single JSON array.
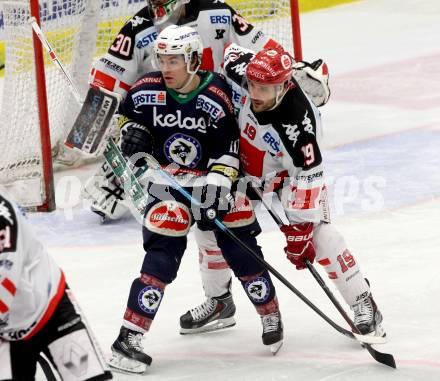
[[0, 190, 112, 381], [218, 43, 386, 338], [107, 26, 283, 374]]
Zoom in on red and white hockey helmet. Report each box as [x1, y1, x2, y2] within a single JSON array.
[[245, 48, 294, 110], [246, 48, 294, 85]]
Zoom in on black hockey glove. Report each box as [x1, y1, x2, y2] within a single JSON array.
[[120, 122, 154, 167], [197, 184, 234, 231]]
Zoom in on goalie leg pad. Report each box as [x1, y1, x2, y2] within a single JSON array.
[[82, 160, 130, 220]]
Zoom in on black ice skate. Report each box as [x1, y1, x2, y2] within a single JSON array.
[[351, 293, 386, 339], [261, 311, 284, 355], [108, 327, 152, 374], [180, 292, 236, 334]]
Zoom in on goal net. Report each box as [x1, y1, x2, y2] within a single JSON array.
[[0, 0, 300, 211]]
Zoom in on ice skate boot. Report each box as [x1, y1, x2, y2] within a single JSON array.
[[180, 292, 236, 334], [261, 311, 284, 355], [351, 292, 386, 339], [108, 327, 152, 374]]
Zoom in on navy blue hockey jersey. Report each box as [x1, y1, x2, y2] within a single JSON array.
[[119, 71, 239, 188]]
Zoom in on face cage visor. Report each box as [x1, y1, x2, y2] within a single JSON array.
[[148, 0, 184, 27]]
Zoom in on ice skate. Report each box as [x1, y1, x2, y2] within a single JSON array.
[[180, 292, 236, 334], [108, 327, 152, 374], [261, 311, 284, 355], [351, 292, 386, 340]]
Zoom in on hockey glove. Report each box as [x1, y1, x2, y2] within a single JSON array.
[[197, 184, 234, 231], [280, 222, 316, 270], [293, 59, 330, 107], [120, 122, 154, 167]]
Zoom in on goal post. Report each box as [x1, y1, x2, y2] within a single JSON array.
[[29, 0, 55, 211], [0, 0, 302, 211]]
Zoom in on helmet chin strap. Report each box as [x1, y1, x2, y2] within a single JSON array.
[[267, 81, 291, 111], [176, 61, 201, 92]]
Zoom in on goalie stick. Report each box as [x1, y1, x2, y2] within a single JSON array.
[[251, 187, 396, 368], [29, 17, 121, 157]]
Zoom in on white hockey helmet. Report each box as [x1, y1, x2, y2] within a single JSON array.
[[147, 0, 190, 26], [154, 25, 203, 75]]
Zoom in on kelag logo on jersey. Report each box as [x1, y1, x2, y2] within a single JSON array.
[[196, 95, 225, 122], [153, 107, 207, 133], [165, 133, 202, 168], [132, 90, 166, 107]]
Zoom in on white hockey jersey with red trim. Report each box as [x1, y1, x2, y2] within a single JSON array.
[[223, 44, 327, 224], [0, 190, 65, 341], [90, 0, 280, 97]]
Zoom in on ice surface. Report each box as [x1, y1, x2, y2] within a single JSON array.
[[2, 0, 440, 379]]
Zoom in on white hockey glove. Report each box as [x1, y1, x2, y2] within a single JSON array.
[[293, 59, 330, 107]]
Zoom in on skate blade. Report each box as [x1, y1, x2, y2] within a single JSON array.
[[108, 352, 148, 374], [180, 317, 236, 335], [354, 323, 387, 345], [270, 340, 284, 356]]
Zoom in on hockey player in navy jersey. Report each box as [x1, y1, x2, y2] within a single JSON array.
[[83, 0, 332, 338], [0, 189, 112, 381], [107, 26, 283, 374], [220, 43, 386, 339]]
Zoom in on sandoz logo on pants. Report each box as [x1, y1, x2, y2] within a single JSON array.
[[132, 91, 166, 107]]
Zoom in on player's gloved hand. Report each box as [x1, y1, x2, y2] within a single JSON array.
[[120, 122, 154, 167], [293, 59, 330, 107], [197, 184, 234, 231], [280, 222, 316, 270]]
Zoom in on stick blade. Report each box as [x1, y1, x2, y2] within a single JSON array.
[[365, 345, 396, 368]]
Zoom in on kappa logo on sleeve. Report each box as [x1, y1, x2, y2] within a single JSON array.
[[0, 197, 17, 253], [282, 123, 300, 147]]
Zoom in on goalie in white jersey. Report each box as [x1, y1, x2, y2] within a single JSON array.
[[218, 43, 386, 338], [0, 190, 112, 381]]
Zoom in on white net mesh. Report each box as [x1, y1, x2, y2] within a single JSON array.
[[0, 0, 294, 208], [229, 0, 294, 54]]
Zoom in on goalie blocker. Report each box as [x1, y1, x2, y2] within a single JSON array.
[[65, 86, 122, 156]]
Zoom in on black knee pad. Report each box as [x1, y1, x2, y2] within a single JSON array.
[[214, 220, 265, 277], [141, 226, 187, 283]]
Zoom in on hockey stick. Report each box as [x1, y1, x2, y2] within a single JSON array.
[[29, 17, 82, 104], [252, 187, 396, 368], [136, 154, 380, 339]]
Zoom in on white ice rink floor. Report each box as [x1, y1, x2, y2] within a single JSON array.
[[2, 0, 440, 379]]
